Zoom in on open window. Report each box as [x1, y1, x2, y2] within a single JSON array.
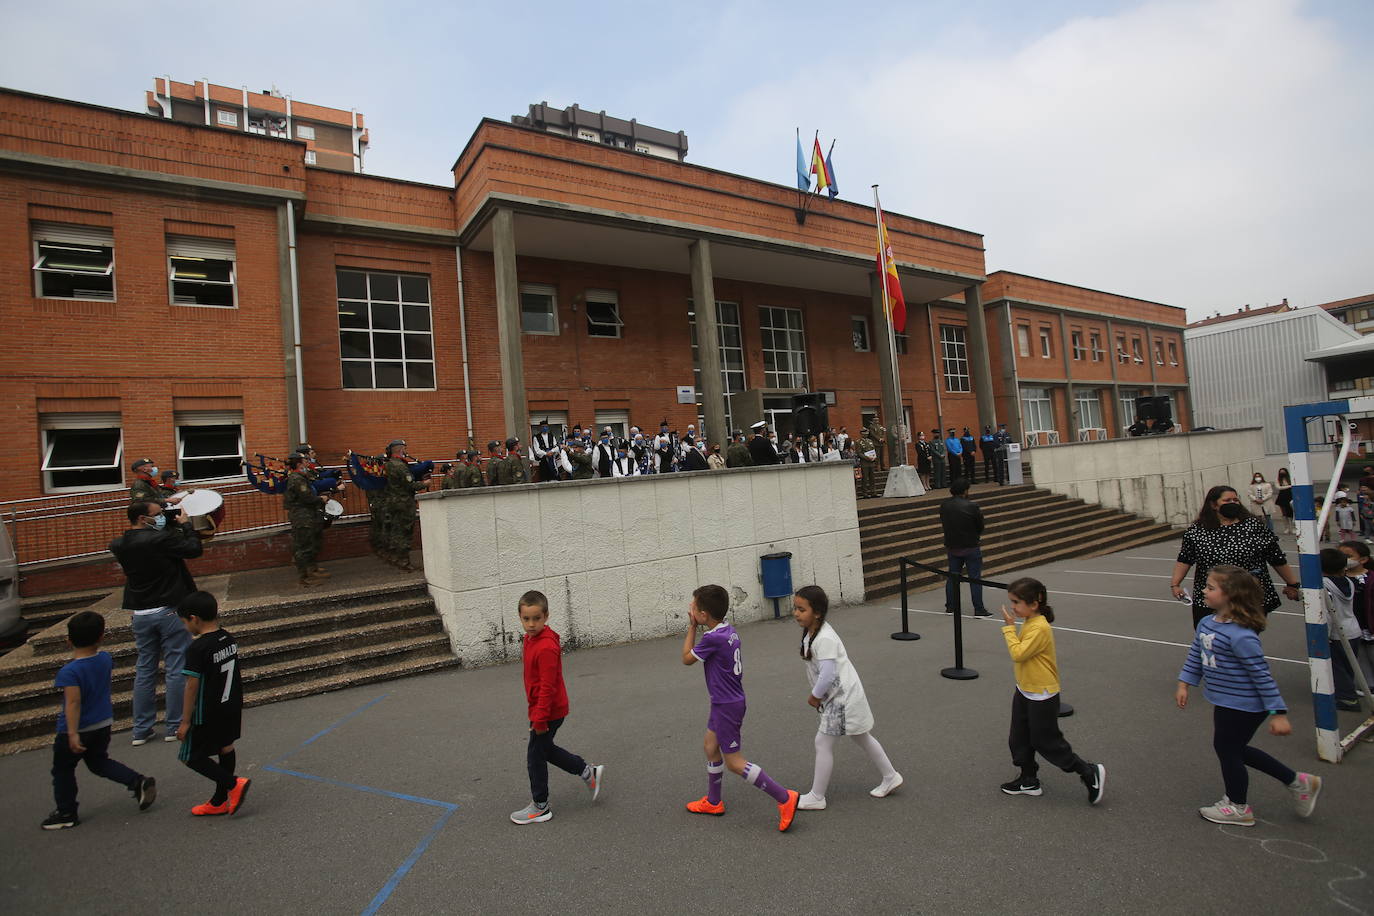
[[585, 289, 623, 338], [851, 316, 871, 352], [40, 414, 123, 492], [32, 223, 114, 301], [168, 236, 236, 307], [176, 412, 244, 481]]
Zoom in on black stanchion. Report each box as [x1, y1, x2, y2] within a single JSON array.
[[941, 602, 978, 680], [891, 560, 921, 641]]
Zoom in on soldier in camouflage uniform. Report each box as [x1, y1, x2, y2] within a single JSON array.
[[127, 457, 182, 509], [380, 439, 426, 571], [460, 450, 485, 487], [491, 436, 529, 486], [725, 432, 753, 468], [441, 450, 466, 490], [868, 420, 888, 471], [284, 454, 327, 586], [856, 433, 878, 499], [566, 439, 594, 480], [483, 440, 502, 486]]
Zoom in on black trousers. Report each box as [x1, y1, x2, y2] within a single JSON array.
[[1008, 692, 1084, 778], [1212, 705, 1294, 804], [51, 726, 141, 815], [962, 452, 975, 480], [526, 717, 586, 804]]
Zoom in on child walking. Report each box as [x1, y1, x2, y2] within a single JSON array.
[[176, 591, 250, 816], [1176, 564, 1320, 825], [44, 612, 157, 829], [1321, 548, 1365, 712], [791, 586, 901, 810], [999, 578, 1105, 804], [510, 590, 603, 824], [682, 584, 799, 831]]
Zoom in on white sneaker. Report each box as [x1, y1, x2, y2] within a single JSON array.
[[584, 764, 604, 802], [1199, 797, 1254, 826], [1289, 772, 1322, 818], [164, 734, 179, 743], [510, 801, 552, 824], [871, 772, 903, 798], [130, 736, 151, 747], [797, 792, 827, 810]]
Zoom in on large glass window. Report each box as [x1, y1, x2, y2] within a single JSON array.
[[520, 284, 558, 335], [176, 415, 244, 481], [760, 306, 808, 388], [1089, 331, 1104, 362], [1016, 325, 1030, 358], [585, 289, 623, 338], [168, 236, 236, 308], [1075, 389, 1104, 432], [1020, 386, 1054, 433], [40, 415, 123, 492], [32, 223, 115, 301], [1119, 388, 1145, 431], [689, 301, 747, 432], [940, 325, 970, 393], [337, 269, 435, 390]]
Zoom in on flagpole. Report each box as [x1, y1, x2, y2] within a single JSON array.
[[872, 185, 907, 469]]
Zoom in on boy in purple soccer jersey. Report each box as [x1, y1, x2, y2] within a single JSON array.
[[681, 584, 799, 832]]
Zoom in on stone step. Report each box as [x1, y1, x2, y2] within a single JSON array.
[[856, 485, 1038, 519], [0, 631, 458, 750], [858, 493, 1079, 547], [0, 653, 462, 758]]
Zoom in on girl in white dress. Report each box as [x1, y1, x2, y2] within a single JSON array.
[[792, 586, 902, 810]]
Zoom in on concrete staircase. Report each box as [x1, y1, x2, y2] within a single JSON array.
[[0, 582, 459, 756], [859, 484, 1178, 601]]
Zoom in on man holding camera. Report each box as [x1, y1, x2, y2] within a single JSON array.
[[108, 499, 205, 746]]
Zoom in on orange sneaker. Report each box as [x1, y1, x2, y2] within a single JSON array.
[[227, 777, 251, 815], [191, 799, 231, 816], [685, 796, 725, 816], [777, 790, 799, 832]]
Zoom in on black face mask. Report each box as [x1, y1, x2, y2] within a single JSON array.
[[1218, 503, 1247, 520]]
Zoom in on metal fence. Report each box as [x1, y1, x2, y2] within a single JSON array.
[[0, 466, 444, 568]]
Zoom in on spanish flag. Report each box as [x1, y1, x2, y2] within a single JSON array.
[[810, 135, 833, 195], [875, 201, 907, 333]]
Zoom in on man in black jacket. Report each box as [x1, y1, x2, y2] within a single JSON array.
[[939, 478, 989, 617], [747, 422, 779, 466], [109, 500, 205, 745]]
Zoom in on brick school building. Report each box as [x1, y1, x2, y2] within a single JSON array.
[[0, 85, 1189, 523]]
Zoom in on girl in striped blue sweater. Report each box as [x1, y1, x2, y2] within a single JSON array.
[[1176, 564, 1321, 826]]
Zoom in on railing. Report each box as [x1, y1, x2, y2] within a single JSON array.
[[1078, 427, 1108, 442], [1022, 430, 1061, 448], [0, 466, 444, 568]]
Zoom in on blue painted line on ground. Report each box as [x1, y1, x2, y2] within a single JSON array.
[[267, 692, 390, 766], [262, 764, 458, 811], [361, 807, 458, 916]]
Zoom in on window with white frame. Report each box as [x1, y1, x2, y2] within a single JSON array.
[[594, 409, 629, 441], [529, 411, 569, 446], [296, 124, 316, 140], [1071, 330, 1085, 360], [940, 324, 970, 392], [1131, 337, 1144, 363], [1090, 331, 1104, 361], [1154, 339, 1165, 365], [168, 236, 236, 308], [585, 289, 623, 338], [520, 283, 558, 335], [32, 223, 115, 300], [337, 269, 435, 389], [689, 301, 747, 432], [1116, 335, 1130, 363], [1020, 387, 1054, 433], [760, 306, 808, 388], [577, 129, 598, 142], [1120, 388, 1145, 428], [176, 412, 244, 481], [1039, 328, 1053, 358], [1168, 341, 1179, 365], [304, 150, 317, 165], [1074, 389, 1104, 430], [851, 316, 870, 352], [217, 109, 239, 127], [40, 414, 123, 492], [1016, 325, 1030, 358]]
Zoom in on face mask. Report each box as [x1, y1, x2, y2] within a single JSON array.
[[148, 466, 159, 477], [1349, 557, 1363, 570], [150, 514, 167, 530], [1218, 503, 1247, 520]]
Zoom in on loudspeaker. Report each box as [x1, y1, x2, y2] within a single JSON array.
[[791, 393, 828, 439], [1134, 396, 1172, 422]]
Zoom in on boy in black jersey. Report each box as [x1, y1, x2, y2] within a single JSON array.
[[175, 591, 249, 816]]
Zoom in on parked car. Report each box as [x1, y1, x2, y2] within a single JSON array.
[[0, 521, 22, 642]]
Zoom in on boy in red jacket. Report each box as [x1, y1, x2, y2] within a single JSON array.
[[511, 590, 604, 824]]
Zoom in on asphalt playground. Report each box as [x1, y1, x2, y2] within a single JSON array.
[[2, 535, 1372, 916]]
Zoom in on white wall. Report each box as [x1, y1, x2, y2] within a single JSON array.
[[1028, 428, 1266, 527], [417, 462, 863, 667]]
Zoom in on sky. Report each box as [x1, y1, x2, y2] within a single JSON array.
[[2, 0, 1370, 320]]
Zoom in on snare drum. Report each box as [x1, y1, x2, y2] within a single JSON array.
[[321, 498, 344, 528], [176, 489, 225, 539]]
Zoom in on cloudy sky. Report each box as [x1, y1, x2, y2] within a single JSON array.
[[3, 0, 1369, 319]]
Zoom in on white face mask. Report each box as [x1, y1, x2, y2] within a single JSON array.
[[148, 466, 159, 477]]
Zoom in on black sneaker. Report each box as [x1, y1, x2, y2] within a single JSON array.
[[973, 608, 992, 618], [41, 810, 79, 830], [1000, 778, 1042, 796], [135, 776, 157, 811], [1082, 763, 1106, 805]]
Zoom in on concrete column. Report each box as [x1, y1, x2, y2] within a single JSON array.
[[491, 208, 528, 439], [690, 240, 728, 445], [275, 203, 302, 445], [995, 302, 1022, 441], [870, 272, 902, 453], [1106, 317, 1121, 436], [1058, 312, 1077, 442], [963, 283, 997, 429], [1147, 327, 1160, 395]]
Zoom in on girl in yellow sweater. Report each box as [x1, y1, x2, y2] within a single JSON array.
[[999, 577, 1106, 804]]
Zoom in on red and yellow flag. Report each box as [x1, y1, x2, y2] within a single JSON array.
[[810, 136, 833, 194], [875, 204, 907, 333]]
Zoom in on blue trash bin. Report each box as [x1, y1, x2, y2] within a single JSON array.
[[760, 551, 793, 618]]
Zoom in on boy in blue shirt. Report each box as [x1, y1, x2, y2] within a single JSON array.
[[45, 611, 157, 829]]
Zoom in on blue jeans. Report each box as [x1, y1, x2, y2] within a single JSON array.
[[945, 548, 985, 613], [131, 607, 192, 738]]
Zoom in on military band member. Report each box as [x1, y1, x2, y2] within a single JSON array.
[[380, 439, 425, 571], [611, 441, 639, 478], [460, 450, 485, 488], [484, 440, 503, 486], [128, 458, 183, 509], [725, 431, 753, 468], [929, 428, 948, 488], [857, 433, 878, 498], [566, 439, 594, 480], [441, 451, 466, 490], [493, 436, 529, 486], [868, 419, 888, 472], [284, 454, 326, 587], [530, 421, 560, 482], [592, 429, 618, 478]]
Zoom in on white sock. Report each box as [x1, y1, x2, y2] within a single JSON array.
[[852, 732, 897, 780], [809, 732, 838, 798]]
